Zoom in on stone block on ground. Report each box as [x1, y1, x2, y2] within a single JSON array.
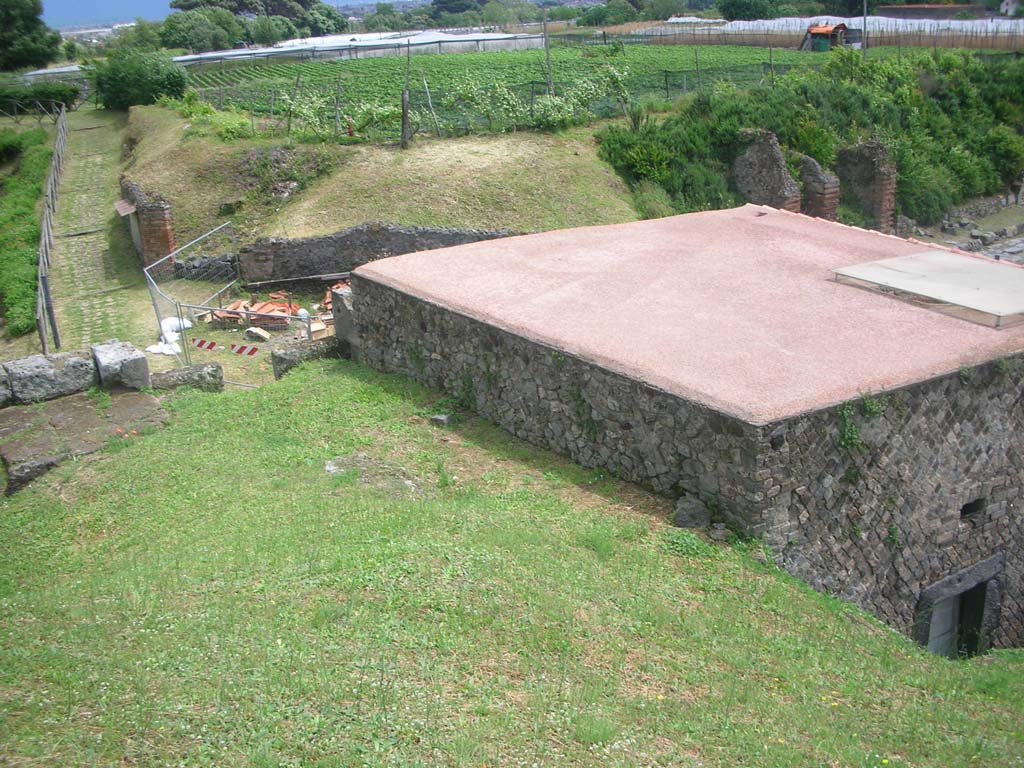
[[151, 363, 224, 392], [271, 337, 343, 380], [673, 495, 711, 528], [0, 368, 10, 408], [91, 339, 150, 390], [1, 430, 67, 494], [3, 352, 96, 404]]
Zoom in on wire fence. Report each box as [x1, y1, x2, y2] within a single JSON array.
[[143, 223, 316, 367], [194, 60, 804, 140], [35, 104, 68, 354], [0, 99, 72, 124]]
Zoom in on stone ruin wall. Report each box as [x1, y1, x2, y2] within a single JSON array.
[[757, 359, 1023, 647], [120, 179, 178, 267], [238, 223, 519, 283], [349, 275, 1023, 647]]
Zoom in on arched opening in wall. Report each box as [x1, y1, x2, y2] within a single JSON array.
[[913, 554, 1004, 658]]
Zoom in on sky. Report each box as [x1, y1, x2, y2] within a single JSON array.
[[43, 0, 173, 28]]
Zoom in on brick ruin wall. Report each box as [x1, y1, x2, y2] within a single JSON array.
[[120, 179, 177, 266], [732, 133, 900, 229], [238, 223, 518, 283], [350, 275, 1023, 647], [836, 141, 898, 234]]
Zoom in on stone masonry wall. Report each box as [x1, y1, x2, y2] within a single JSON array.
[[351, 274, 767, 530], [120, 179, 177, 266], [754, 360, 1023, 647], [732, 130, 801, 213], [352, 274, 1023, 648], [239, 223, 518, 282]]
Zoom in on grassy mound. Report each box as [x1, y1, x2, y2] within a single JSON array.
[[1, 360, 1021, 766], [124, 105, 639, 243]]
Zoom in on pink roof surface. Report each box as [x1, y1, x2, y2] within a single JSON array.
[[355, 205, 1024, 424]]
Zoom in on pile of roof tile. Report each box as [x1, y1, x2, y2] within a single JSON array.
[[210, 299, 299, 330]]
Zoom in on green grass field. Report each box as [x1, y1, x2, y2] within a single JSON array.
[[1, 360, 1022, 766]]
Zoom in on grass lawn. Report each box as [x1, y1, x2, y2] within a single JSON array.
[[1, 360, 1022, 766]]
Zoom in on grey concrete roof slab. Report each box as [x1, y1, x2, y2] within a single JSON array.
[[835, 251, 1024, 328]]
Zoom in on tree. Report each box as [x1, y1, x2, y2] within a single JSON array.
[[579, 0, 638, 25], [107, 18, 164, 52], [94, 50, 188, 110], [161, 9, 244, 52], [481, 0, 513, 25], [642, 0, 687, 19], [0, 0, 61, 72], [249, 15, 298, 46], [302, 3, 348, 36], [717, 0, 776, 19], [430, 0, 483, 20]]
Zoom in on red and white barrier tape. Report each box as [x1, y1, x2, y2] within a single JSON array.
[[229, 344, 259, 356], [191, 338, 216, 350]]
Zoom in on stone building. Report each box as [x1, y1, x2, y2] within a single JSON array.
[[343, 205, 1024, 655]]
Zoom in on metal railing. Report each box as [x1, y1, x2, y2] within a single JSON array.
[[35, 104, 68, 354]]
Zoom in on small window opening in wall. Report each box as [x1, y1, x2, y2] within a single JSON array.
[[960, 497, 987, 521]]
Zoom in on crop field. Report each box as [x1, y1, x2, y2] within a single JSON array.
[[188, 44, 829, 110]]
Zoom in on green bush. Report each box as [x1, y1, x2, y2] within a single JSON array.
[[0, 129, 51, 336], [95, 49, 188, 111], [632, 179, 677, 219]]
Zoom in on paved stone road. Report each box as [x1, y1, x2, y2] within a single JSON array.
[[47, 109, 155, 352], [0, 391, 167, 493]]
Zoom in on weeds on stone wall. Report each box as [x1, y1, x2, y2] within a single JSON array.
[[835, 401, 864, 454], [571, 384, 599, 441]]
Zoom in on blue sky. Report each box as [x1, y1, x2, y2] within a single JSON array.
[[43, 0, 173, 28]]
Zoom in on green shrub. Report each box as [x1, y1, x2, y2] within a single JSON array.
[[984, 124, 1024, 187], [95, 49, 188, 111], [632, 179, 677, 219]]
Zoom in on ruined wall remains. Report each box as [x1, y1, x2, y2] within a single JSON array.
[[836, 141, 898, 234], [350, 275, 1023, 648], [239, 223, 518, 282], [120, 179, 177, 266], [800, 155, 841, 220], [732, 130, 802, 213]]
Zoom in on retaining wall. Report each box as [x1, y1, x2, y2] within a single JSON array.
[[238, 222, 518, 282], [351, 273, 1023, 648]]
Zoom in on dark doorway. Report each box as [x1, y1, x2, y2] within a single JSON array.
[[914, 553, 1004, 658], [957, 581, 988, 657]]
